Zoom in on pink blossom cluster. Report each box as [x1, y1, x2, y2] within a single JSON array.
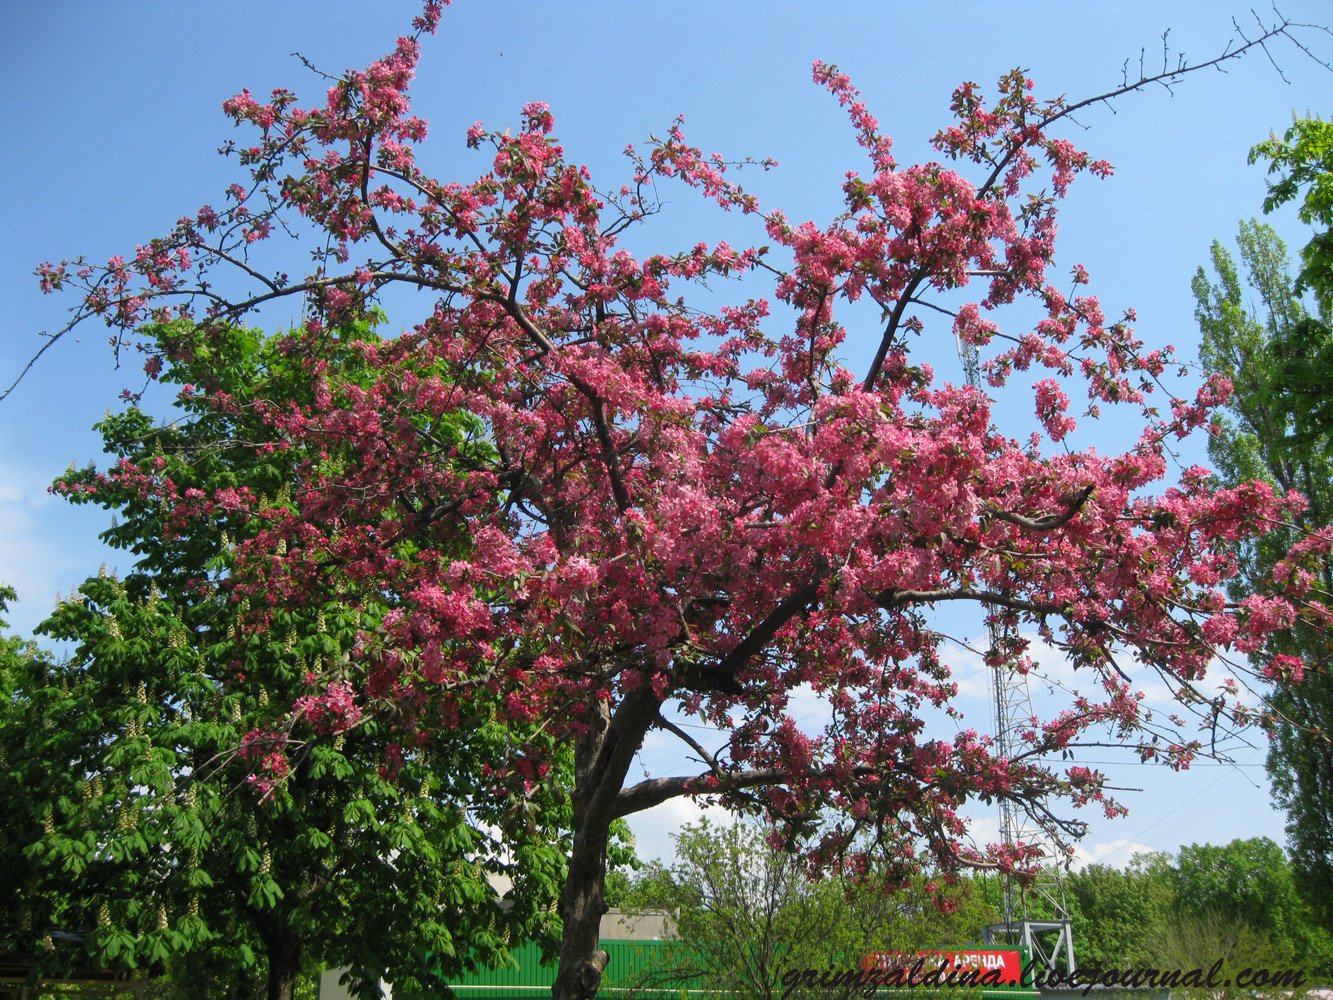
[[294, 680, 363, 734], [42, 1, 1329, 880]]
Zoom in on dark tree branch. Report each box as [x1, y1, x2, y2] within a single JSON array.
[[713, 576, 823, 677], [988, 483, 1096, 532], [862, 272, 927, 393], [614, 764, 884, 818], [876, 586, 1064, 617]]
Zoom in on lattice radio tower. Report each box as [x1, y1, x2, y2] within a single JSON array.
[[957, 336, 1076, 974]]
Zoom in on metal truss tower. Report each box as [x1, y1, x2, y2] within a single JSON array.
[[958, 336, 1076, 974]]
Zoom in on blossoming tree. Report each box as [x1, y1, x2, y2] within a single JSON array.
[[24, 5, 1332, 998]]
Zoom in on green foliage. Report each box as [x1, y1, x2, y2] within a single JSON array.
[[1065, 854, 1174, 968], [620, 820, 997, 1000], [606, 858, 673, 912], [2, 319, 570, 1000], [1170, 838, 1308, 953], [0, 586, 57, 959], [1251, 118, 1333, 441], [1139, 838, 1329, 995], [1194, 213, 1333, 937], [613, 830, 1333, 992], [1253, 118, 1333, 311], [1068, 840, 1332, 981], [1195, 219, 1330, 478], [1137, 912, 1295, 1000]]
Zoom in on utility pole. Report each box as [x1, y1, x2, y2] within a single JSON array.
[[958, 334, 1076, 974]]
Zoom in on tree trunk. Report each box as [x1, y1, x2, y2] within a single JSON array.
[[264, 932, 302, 1000], [552, 819, 612, 1000], [551, 689, 659, 1000]]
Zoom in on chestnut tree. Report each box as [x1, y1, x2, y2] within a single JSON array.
[[9, 319, 574, 1000]]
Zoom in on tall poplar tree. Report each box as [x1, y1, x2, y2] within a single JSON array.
[[1193, 210, 1333, 930]]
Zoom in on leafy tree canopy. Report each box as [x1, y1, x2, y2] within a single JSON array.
[[1194, 212, 1333, 936], [1250, 118, 1333, 444]]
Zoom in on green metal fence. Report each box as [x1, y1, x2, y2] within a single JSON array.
[[402, 940, 1040, 1000], [441, 940, 666, 998]]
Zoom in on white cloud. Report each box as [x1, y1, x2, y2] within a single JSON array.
[[962, 812, 1002, 848], [623, 794, 739, 865], [1069, 838, 1157, 872], [0, 455, 118, 638]]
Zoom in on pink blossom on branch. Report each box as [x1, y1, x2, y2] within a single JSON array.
[[28, 5, 1333, 999]]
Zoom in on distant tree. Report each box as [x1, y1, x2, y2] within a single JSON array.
[[1068, 840, 1332, 981], [1193, 216, 1333, 934], [834, 863, 997, 960], [605, 860, 675, 913], [1167, 837, 1330, 971], [646, 820, 832, 1000], [1137, 911, 1294, 1000], [1065, 854, 1174, 968], [620, 820, 996, 1000]]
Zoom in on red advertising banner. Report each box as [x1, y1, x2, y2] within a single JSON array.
[[862, 949, 1023, 986]]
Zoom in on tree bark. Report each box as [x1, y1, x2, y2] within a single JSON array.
[[552, 819, 612, 1000], [263, 931, 302, 1000], [552, 689, 659, 1000]]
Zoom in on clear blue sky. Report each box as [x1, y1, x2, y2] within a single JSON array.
[[3, 2, 1329, 872]]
